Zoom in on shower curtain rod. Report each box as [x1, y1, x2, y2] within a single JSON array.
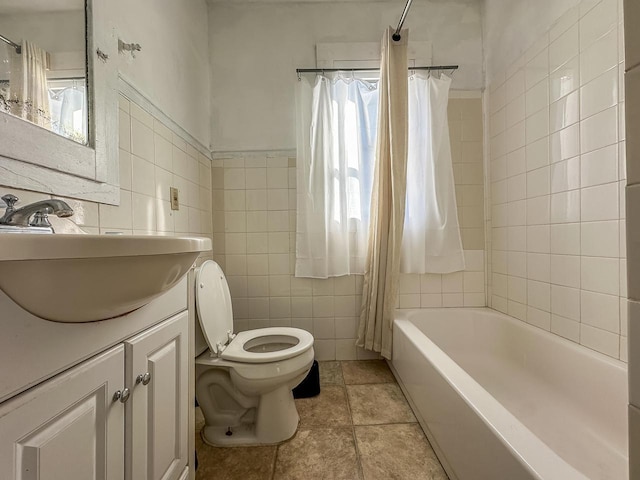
[[393, 0, 414, 41], [296, 66, 458, 75], [0, 34, 20, 54]]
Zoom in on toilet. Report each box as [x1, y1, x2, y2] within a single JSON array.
[[194, 260, 314, 446]]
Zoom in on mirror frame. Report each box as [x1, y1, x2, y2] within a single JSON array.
[[0, 0, 119, 205]]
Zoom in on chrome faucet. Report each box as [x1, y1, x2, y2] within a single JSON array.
[[0, 194, 74, 233]]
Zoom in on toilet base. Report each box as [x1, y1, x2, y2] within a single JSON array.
[[201, 384, 300, 446]]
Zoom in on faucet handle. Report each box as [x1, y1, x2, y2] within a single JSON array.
[[1, 194, 18, 211], [30, 211, 52, 229]]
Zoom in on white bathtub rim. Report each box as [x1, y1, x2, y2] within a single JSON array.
[[396, 307, 627, 372], [393, 317, 589, 480]]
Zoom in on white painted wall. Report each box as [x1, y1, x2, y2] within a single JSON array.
[[482, 0, 580, 83], [0, 10, 84, 55], [0, 10, 85, 77], [208, 0, 483, 151], [107, 0, 211, 146]]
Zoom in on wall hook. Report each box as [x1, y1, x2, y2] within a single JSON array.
[[96, 48, 109, 63], [118, 39, 142, 58]]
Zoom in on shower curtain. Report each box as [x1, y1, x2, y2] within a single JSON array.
[[356, 27, 408, 359], [9, 40, 51, 128], [401, 73, 465, 273], [295, 74, 378, 278]]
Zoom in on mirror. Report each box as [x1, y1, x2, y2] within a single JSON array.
[[0, 0, 88, 145], [0, 0, 120, 205]]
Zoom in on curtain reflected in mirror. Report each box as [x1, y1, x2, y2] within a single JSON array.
[[0, 2, 87, 145]]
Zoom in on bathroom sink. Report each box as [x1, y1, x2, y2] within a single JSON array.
[[0, 234, 212, 322]]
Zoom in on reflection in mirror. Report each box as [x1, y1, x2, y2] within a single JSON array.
[[0, 0, 87, 145]]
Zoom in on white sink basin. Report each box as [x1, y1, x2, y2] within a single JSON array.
[[0, 234, 212, 322]]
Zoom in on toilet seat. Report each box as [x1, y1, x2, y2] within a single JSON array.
[[195, 260, 314, 363], [221, 327, 314, 363]]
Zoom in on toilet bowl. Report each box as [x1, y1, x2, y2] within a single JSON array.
[[194, 260, 314, 446]]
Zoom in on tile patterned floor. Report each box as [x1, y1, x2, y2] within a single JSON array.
[[195, 360, 449, 480]]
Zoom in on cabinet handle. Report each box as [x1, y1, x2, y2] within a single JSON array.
[[113, 387, 131, 403], [136, 372, 151, 386]]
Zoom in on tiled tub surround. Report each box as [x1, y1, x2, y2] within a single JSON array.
[[0, 94, 214, 243], [486, 0, 628, 361], [212, 98, 485, 361], [624, 0, 640, 475]]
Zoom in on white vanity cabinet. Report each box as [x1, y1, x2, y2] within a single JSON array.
[[0, 345, 127, 480], [0, 277, 195, 480], [125, 311, 189, 480]]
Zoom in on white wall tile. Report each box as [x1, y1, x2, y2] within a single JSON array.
[[131, 193, 156, 231], [550, 91, 579, 133], [550, 56, 580, 102], [581, 182, 619, 221], [580, 323, 619, 356], [551, 285, 581, 320], [527, 253, 551, 282], [550, 223, 581, 255], [525, 108, 549, 142], [550, 124, 580, 164], [551, 157, 580, 193], [580, 0, 618, 51], [131, 156, 156, 197], [581, 145, 619, 187], [580, 29, 618, 85], [580, 68, 619, 119], [551, 254, 581, 287], [551, 314, 580, 341], [551, 190, 581, 223], [580, 106, 618, 154], [581, 256, 619, 294], [526, 137, 550, 170], [224, 168, 246, 190], [581, 290, 620, 332], [130, 119, 155, 163], [550, 24, 579, 72], [581, 221, 620, 257], [527, 306, 551, 330]]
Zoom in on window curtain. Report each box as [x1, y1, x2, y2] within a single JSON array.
[[9, 40, 51, 129], [401, 73, 465, 273], [295, 73, 378, 278], [356, 27, 409, 359]]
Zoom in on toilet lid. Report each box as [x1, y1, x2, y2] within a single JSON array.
[[195, 260, 234, 354]]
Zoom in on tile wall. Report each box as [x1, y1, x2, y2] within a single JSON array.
[[0, 95, 213, 252], [213, 97, 485, 361], [624, 0, 640, 475], [486, 0, 627, 360]]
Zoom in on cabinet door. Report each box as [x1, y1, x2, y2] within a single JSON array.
[[0, 345, 125, 480], [125, 311, 188, 480]]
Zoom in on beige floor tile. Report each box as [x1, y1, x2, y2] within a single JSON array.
[[295, 385, 351, 427], [341, 360, 395, 384], [355, 424, 448, 480], [274, 427, 361, 480], [195, 441, 276, 480], [319, 361, 344, 385], [347, 384, 416, 425]]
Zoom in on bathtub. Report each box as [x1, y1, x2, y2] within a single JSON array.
[[390, 308, 628, 480]]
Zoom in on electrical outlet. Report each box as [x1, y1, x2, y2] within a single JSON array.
[[170, 187, 179, 210]]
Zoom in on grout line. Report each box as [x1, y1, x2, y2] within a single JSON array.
[[271, 441, 279, 480], [338, 361, 366, 480]]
